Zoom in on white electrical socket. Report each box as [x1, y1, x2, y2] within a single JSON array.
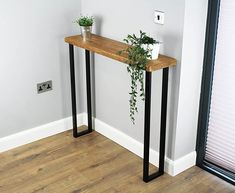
[[154, 10, 164, 25]]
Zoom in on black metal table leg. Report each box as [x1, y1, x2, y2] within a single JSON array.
[[69, 44, 78, 138], [158, 67, 169, 174], [143, 71, 152, 181], [68, 44, 92, 138], [85, 50, 93, 132], [143, 67, 169, 182]]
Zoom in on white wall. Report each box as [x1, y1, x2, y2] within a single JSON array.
[[0, 0, 82, 137]]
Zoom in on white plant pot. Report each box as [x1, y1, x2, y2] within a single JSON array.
[[142, 43, 161, 60]]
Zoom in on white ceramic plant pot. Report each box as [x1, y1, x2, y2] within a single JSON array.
[[151, 43, 160, 59], [142, 43, 161, 60], [80, 26, 92, 41]]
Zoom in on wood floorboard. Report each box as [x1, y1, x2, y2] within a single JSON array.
[[0, 130, 234, 193]]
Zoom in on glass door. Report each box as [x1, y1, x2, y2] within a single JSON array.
[[197, 0, 235, 185]]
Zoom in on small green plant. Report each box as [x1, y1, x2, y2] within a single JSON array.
[[75, 15, 94, 26], [119, 31, 157, 124], [140, 35, 157, 44]]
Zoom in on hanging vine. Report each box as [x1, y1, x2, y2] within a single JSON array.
[[119, 31, 157, 124]]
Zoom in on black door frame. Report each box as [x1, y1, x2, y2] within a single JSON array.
[[196, 0, 235, 185]]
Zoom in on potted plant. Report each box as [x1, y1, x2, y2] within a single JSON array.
[[75, 15, 94, 41], [140, 35, 161, 59], [119, 31, 159, 123]]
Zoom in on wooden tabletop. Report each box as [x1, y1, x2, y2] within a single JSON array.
[[64, 34, 176, 72]]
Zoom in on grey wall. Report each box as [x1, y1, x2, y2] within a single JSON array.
[[173, 0, 208, 159], [81, 0, 208, 160], [0, 0, 82, 137], [0, 0, 208, 162], [81, 0, 186, 160]]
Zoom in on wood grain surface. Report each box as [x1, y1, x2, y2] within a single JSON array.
[[0, 128, 234, 193], [64, 34, 176, 72]]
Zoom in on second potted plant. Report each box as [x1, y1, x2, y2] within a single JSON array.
[[140, 34, 161, 59], [119, 31, 160, 124], [75, 15, 94, 41]]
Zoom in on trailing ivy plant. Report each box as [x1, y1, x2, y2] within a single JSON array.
[[119, 31, 157, 124]]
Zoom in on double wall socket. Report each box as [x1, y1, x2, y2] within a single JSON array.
[[37, 80, 53, 94]]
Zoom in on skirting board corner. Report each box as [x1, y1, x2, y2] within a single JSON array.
[[83, 114, 196, 176]]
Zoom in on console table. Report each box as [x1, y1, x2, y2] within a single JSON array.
[[64, 34, 176, 182]]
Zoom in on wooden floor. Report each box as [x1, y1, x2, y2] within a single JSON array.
[[0, 130, 234, 193]]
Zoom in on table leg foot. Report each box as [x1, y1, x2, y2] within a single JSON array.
[[143, 68, 169, 182], [69, 45, 93, 138]]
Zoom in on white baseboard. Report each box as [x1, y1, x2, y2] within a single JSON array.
[[171, 151, 196, 176], [84, 115, 196, 176], [0, 114, 84, 153], [0, 112, 196, 176]]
